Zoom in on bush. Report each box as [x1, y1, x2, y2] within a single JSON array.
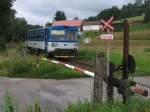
[[0, 48, 83, 79], [0, 38, 6, 51], [65, 98, 150, 112], [144, 48, 150, 52], [144, 8, 150, 23]]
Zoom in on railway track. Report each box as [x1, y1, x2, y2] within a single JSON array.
[[45, 57, 150, 91], [55, 58, 95, 72]]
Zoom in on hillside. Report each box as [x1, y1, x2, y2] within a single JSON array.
[[114, 15, 144, 23]]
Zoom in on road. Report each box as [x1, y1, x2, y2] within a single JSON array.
[[0, 77, 93, 112], [0, 77, 149, 111]]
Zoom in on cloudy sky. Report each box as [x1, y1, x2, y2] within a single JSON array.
[[13, 0, 135, 26]]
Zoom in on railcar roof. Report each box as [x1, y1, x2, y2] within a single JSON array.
[[28, 26, 78, 32]]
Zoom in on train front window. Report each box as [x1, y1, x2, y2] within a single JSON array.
[[65, 31, 77, 41], [51, 30, 65, 41]]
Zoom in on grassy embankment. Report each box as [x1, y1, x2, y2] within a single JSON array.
[[114, 15, 144, 23], [0, 48, 84, 79], [76, 21, 150, 76]]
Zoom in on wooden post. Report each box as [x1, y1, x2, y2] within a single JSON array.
[[123, 20, 129, 80], [94, 52, 106, 105], [107, 62, 114, 103], [122, 20, 129, 103]]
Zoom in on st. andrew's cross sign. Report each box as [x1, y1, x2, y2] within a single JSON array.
[[100, 16, 114, 32]]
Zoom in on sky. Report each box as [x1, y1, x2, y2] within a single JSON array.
[[13, 0, 135, 26]]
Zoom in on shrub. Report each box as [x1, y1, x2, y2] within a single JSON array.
[[0, 48, 83, 79], [144, 48, 150, 52], [144, 8, 150, 23], [65, 98, 150, 112]]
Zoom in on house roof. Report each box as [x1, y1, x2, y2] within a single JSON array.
[[82, 21, 101, 26], [52, 20, 83, 27]]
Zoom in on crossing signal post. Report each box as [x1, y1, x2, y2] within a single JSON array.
[[96, 18, 148, 104], [100, 16, 114, 78], [100, 17, 114, 103]]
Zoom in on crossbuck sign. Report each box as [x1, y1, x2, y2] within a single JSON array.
[[100, 16, 114, 32]]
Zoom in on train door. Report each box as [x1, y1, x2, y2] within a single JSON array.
[[45, 29, 48, 52]]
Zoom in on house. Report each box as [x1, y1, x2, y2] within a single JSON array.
[[52, 20, 83, 32], [82, 21, 102, 32]]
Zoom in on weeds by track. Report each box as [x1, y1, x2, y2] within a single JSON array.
[[49, 57, 95, 72], [46, 57, 150, 91]]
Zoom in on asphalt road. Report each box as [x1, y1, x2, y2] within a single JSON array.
[[0, 78, 94, 112], [0, 77, 149, 112]]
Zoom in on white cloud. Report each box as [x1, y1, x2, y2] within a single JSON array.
[[13, 0, 134, 26]]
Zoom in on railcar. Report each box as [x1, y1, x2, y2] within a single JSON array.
[[26, 26, 78, 57]]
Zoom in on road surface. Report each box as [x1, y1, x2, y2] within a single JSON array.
[[0, 77, 149, 111]]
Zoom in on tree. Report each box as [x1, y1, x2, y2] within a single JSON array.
[[54, 11, 66, 21], [144, 7, 150, 22], [74, 17, 79, 20], [12, 18, 28, 41], [45, 22, 52, 27], [86, 16, 97, 21], [27, 24, 42, 30], [0, 0, 15, 49], [96, 6, 121, 20]]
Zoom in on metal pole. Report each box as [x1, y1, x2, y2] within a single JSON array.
[[107, 62, 114, 103], [107, 29, 110, 77], [107, 40, 110, 77], [123, 20, 129, 80], [122, 20, 129, 103]]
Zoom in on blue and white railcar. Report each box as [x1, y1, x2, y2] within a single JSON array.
[[26, 26, 78, 57]]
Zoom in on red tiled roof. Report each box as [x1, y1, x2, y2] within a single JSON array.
[[52, 20, 83, 27]]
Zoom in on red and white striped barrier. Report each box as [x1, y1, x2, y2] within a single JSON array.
[[41, 58, 95, 77]]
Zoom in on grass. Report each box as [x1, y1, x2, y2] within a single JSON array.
[[114, 15, 144, 23], [79, 21, 150, 76], [1, 92, 48, 112], [144, 48, 150, 52], [2, 92, 150, 112], [130, 23, 150, 32], [0, 48, 84, 79], [65, 98, 150, 112], [75, 46, 150, 76]]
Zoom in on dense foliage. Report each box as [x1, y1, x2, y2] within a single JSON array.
[[144, 0, 150, 22], [86, 1, 150, 22], [0, 0, 15, 49], [0, 0, 42, 50], [0, 48, 84, 79], [54, 11, 67, 21]]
